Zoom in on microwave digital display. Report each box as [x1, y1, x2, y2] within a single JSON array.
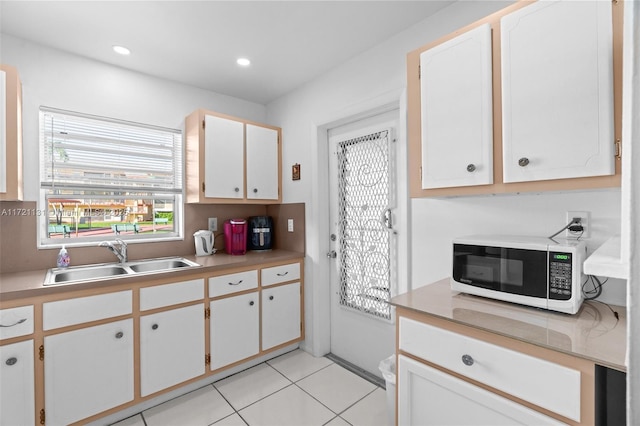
[[553, 254, 570, 261]]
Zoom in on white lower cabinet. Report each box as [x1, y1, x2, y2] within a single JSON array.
[[398, 355, 565, 426], [0, 340, 34, 426], [261, 282, 301, 350], [140, 303, 205, 396], [210, 292, 259, 370], [44, 319, 134, 425]]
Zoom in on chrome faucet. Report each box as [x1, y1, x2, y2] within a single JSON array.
[[99, 239, 128, 263]]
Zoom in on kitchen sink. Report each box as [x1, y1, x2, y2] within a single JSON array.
[[43, 257, 201, 285], [128, 258, 200, 273]]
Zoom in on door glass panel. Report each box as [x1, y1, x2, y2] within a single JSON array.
[[336, 130, 391, 320]]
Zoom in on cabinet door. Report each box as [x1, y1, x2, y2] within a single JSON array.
[[204, 114, 244, 198], [0, 340, 34, 426], [397, 355, 566, 426], [210, 292, 259, 370], [246, 124, 279, 200], [44, 319, 134, 425], [501, 0, 614, 183], [140, 303, 205, 396], [420, 23, 493, 189], [261, 282, 301, 350]]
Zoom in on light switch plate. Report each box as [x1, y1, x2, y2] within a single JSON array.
[[208, 217, 218, 232], [287, 219, 294, 232]]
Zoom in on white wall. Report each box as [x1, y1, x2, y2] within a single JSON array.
[[0, 34, 267, 201], [266, 0, 625, 355]]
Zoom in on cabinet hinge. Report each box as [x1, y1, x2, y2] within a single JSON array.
[[418, 64, 421, 80], [204, 307, 211, 319], [40, 409, 45, 425], [420, 166, 422, 180], [39, 345, 44, 361], [202, 182, 206, 193], [205, 354, 211, 365], [202, 119, 206, 130], [615, 139, 622, 159]]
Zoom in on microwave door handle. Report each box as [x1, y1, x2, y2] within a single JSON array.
[[381, 208, 393, 231]]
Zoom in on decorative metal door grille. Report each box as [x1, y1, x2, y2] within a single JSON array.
[[337, 130, 391, 320]]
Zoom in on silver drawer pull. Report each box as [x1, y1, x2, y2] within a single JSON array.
[[276, 271, 289, 277], [152, 324, 159, 330], [466, 163, 476, 172], [0, 318, 27, 328], [518, 157, 530, 167], [115, 331, 124, 339], [228, 280, 243, 286], [462, 354, 474, 366], [6, 357, 18, 366], [249, 301, 255, 306]]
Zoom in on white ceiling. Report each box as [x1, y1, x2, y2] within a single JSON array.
[[0, 1, 454, 104]]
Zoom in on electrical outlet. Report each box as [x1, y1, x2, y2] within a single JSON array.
[[287, 219, 294, 232], [566, 211, 590, 239], [208, 217, 218, 232]]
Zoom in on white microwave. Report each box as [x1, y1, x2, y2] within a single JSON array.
[[451, 235, 586, 314]]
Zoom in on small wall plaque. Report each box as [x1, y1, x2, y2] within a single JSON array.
[[292, 163, 301, 181]]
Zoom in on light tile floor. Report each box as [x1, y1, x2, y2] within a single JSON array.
[[112, 349, 389, 426]]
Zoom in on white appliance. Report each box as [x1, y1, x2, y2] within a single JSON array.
[[193, 230, 214, 256], [451, 235, 586, 314]]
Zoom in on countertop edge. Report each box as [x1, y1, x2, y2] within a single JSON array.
[[0, 250, 305, 301]]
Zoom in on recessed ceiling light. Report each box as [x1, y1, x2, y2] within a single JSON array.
[[236, 58, 251, 67], [113, 45, 131, 56]]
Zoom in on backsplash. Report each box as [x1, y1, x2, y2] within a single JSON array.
[[0, 201, 305, 274]]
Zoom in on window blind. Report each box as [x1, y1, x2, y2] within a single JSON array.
[[40, 108, 182, 194]]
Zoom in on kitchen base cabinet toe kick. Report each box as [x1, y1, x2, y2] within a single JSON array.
[[0, 258, 304, 425]]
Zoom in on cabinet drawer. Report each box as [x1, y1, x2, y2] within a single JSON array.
[[261, 262, 300, 287], [43, 290, 132, 330], [0, 305, 34, 340], [209, 270, 258, 297], [399, 317, 580, 421], [140, 279, 204, 311]]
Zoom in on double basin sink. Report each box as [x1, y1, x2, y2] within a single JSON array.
[[44, 257, 201, 286]]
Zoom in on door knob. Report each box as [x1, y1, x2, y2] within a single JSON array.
[[327, 250, 337, 259]]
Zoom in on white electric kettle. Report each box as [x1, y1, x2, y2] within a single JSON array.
[[193, 230, 215, 256]]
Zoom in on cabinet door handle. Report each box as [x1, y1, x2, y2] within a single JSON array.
[[276, 271, 289, 277], [466, 163, 476, 172], [115, 331, 124, 339], [0, 318, 27, 328], [5, 357, 17, 366], [249, 301, 255, 306], [253, 188, 258, 193], [461, 354, 474, 366], [228, 280, 243, 286], [234, 187, 240, 193], [152, 324, 159, 330], [518, 157, 530, 167], [269, 295, 274, 301]]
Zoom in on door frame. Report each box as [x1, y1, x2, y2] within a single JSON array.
[[304, 88, 410, 357]]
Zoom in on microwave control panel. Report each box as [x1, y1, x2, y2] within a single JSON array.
[[549, 252, 572, 300]]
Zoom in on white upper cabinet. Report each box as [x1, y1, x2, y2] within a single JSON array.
[[0, 64, 23, 201], [246, 124, 279, 200], [186, 109, 281, 204], [501, 0, 614, 183], [204, 114, 245, 199], [420, 23, 493, 189]]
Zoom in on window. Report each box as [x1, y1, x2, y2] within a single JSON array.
[[39, 107, 183, 247]]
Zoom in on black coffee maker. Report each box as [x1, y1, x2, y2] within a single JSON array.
[[247, 216, 273, 250]]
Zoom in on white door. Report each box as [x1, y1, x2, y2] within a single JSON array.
[[210, 292, 259, 370], [140, 304, 205, 396], [501, 0, 614, 183], [44, 319, 134, 425], [0, 340, 34, 426], [204, 114, 245, 198], [262, 282, 301, 350], [246, 124, 279, 200], [327, 111, 397, 376], [397, 355, 566, 426], [420, 23, 493, 189]]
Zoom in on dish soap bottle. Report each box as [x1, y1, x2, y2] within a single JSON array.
[[57, 245, 70, 268]]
